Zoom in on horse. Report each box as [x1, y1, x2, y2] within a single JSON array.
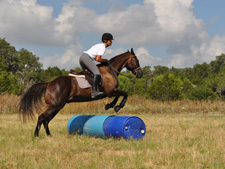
[[18, 48, 143, 137]]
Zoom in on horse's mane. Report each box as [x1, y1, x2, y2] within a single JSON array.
[[97, 51, 130, 67]]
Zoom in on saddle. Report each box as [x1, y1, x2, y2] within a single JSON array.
[[70, 69, 94, 85]]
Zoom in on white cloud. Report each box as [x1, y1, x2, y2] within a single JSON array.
[[41, 43, 83, 69], [165, 35, 225, 68], [0, 0, 57, 45], [135, 47, 161, 67], [94, 3, 160, 45], [192, 35, 225, 63], [1, 0, 225, 69]]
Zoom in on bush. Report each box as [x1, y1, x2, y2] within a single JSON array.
[[0, 71, 23, 95], [186, 86, 218, 100], [148, 73, 183, 101]]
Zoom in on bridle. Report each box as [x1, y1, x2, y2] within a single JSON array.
[[133, 66, 141, 73], [130, 55, 141, 75], [107, 54, 141, 78]]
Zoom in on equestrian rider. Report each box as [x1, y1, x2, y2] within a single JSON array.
[[79, 33, 113, 98]]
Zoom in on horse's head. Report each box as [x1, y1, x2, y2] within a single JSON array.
[[126, 48, 143, 78]]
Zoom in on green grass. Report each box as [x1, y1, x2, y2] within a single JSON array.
[[1, 112, 225, 169]]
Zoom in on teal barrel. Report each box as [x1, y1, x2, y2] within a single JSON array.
[[83, 115, 115, 138], [67, 115, 94, 134], [103, 116, 146, 140]]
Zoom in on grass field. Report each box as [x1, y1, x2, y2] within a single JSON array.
[[0, 95, 225, 168]]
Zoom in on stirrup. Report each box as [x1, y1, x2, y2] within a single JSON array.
[[91, 91, 104, 98]]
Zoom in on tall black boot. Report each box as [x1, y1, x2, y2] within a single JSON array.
[[91, 75, 104, 98]]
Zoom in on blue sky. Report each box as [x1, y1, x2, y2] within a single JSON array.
[[193, 0, 225, 37], [1, 0, 225, 69]]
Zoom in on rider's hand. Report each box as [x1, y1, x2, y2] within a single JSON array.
[[103, 59, 109, 63]]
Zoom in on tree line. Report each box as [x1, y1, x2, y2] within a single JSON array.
[[1, 38, 225, 101]]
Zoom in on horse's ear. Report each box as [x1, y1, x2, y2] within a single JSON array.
[[131, 48, 135, 55], [127, 50, 129, 52]]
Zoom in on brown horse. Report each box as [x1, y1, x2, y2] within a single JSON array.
[[18, 48, 143, 137]]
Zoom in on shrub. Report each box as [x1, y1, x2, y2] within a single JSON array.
[[186, 86, 218, 100], [148, 73, 183, 101]]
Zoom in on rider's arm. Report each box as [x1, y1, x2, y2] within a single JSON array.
[[96, 55, 108, 63]]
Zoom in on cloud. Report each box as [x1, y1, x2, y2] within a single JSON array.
[[192, 35, 225, 63], [0, 0, 57, 45], [1, 0, 225, 69], [94, 3, 160, 46], [41, 42, 83, 69], [0, 0, 93, 46], [135, 47, 161, 67]]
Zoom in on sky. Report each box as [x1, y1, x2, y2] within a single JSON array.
[[1, 0, 225, 70]]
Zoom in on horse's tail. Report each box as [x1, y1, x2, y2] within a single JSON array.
[[18, 83, 48, 122]]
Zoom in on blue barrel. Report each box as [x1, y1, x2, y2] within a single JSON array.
[[67, 115, 94, 134], [83, 115, 115, 138], [103, 116, 146, 140]]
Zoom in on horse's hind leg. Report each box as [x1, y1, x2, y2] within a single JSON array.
[[43, 108, 62, 136], [34, 116, 42, 137], [43, 121, 51, 136], [105, 96, 119, 110], [34, 107, 61, 137]]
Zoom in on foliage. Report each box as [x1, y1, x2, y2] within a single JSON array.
[[1, 38, 225, 101], [0, 38, 18, 73], [118, 76, 133, 94], [186, 86, 218, 100], [0, 38, 69, 94], [39, 67, 69, 82], [148, 73, 183, 101]]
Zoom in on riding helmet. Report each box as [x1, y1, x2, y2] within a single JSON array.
[[102, 33, 114, 42]]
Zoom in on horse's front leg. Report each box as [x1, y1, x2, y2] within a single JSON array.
[[110, 89, 128, 113], [105, 96, 119, 110]]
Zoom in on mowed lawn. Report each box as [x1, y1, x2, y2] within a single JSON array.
[[1, 112, 225, 169]]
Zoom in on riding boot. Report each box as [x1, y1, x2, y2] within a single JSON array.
[[91, 75, 104, 98]]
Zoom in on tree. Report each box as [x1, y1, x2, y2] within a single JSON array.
[[148, 73, 183, 101], [0, 71, 9, 93], [17, 48, 43, 83], [153, 65, 169, 77], [192, 62, 211, 85], [0, 38, 18, 73], [39, 66, 69, 82], [132, 78, 149, 96], [0, 38, 44, 93], [170, 67, 182, 76], [210, 53, 225, 74], [118, 76, 133, 94], [186, 86, 217, 100], [0, 71, 22, 95], [17, 48, 42, 72], [214, 66, 225, 99]]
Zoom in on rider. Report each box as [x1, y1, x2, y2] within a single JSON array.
[[79, 33, 113, 98]]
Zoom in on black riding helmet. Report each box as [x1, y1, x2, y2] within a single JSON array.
[[102, 33, 114, 42]]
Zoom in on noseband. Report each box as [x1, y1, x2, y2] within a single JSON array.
[[130, 55, 141, 74], [133, 66, 141, 73]]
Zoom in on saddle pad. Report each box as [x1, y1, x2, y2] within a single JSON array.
[[68, 73, 92, 89]]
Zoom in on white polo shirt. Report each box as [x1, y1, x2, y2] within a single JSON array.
[[84, 43, 106, 60]]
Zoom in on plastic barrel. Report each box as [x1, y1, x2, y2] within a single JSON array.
[[83, 115, 115, 138], [67, 115, 94, 134], [103, 116, 146, 140]]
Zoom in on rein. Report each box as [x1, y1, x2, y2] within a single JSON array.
[[107, 63, 140, 79]]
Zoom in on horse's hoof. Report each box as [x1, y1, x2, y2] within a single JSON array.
[[105, 104, 111, 110], [114, 106, 121, 112]]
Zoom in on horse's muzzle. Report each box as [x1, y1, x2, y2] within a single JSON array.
[[134, 68, 143, 78]]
